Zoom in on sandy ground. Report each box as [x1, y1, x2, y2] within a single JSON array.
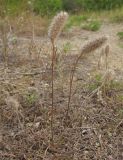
[[69, 22, 123, 71], [17, 22, 123, 74]]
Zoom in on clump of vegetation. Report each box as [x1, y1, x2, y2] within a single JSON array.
[[65, 15, 88, 29], [62, 0, 123, 12], [22, 87, 40, 107], [1, 0, 123, 17], [65, 15, 101, 31], [33, 0, 62, 16], [117, 31, 123, 39], [87, 74, 103, 92], [0, 0, 28, 16], [81, 20, 101, 31], [79, 0, 123, 11], [63, 42, 72, 53]]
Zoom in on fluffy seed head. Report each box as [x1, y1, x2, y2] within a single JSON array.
[[48, 11, 68, 43], [81, 36, 107, 55]]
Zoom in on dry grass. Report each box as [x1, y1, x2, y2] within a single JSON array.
[[48, 11, 69, 143], [67, 36, 107, 118], [0, 13, 48, 37], [0, 15, 123, 160]]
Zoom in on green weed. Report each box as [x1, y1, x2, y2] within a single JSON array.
[[117, 32, 123, 39], [62, 0, 123, 12], [25, 93, 38, 106], [81, 20, 101, 31], [1, 0, 28, 16], [23, 88, 40, 106], [1, 0, 123, 17], [63, 42, 72, 53], [65, 15, 88, 29], [33, 0, 62, 16], [88, 83, 99, 91], [88, 74, 102, 91], [95, 74, 102, 81]]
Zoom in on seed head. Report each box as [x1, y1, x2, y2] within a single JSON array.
[[81, 36, 107, 55], [48, 11, 68, 43]]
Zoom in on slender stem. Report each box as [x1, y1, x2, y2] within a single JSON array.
[[66, 66, 75, 117], [51, 41, 55, 144], [105, 52, 108, 70], [66, 53, 84, 118]]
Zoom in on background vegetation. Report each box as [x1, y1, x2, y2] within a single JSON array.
[[0, 0, 123, 16]]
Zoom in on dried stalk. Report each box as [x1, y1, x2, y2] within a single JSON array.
[[51, 41, 55, 143], [48, 11, 68, 143], [105, 44, 110, 70], [98, 44, 110, 70], [66, 36, 107, 117]]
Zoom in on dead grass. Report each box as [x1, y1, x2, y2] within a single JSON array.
[[0, 13, 49, 37], [0, 15, 123, 160]]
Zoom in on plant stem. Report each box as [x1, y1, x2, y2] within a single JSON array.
[[67, 53, 84, 118], [51, 41, 55, 144]]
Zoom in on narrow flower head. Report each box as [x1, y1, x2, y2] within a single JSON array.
[[48, 11, 68, 43], [81, 36, 107, 55]]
